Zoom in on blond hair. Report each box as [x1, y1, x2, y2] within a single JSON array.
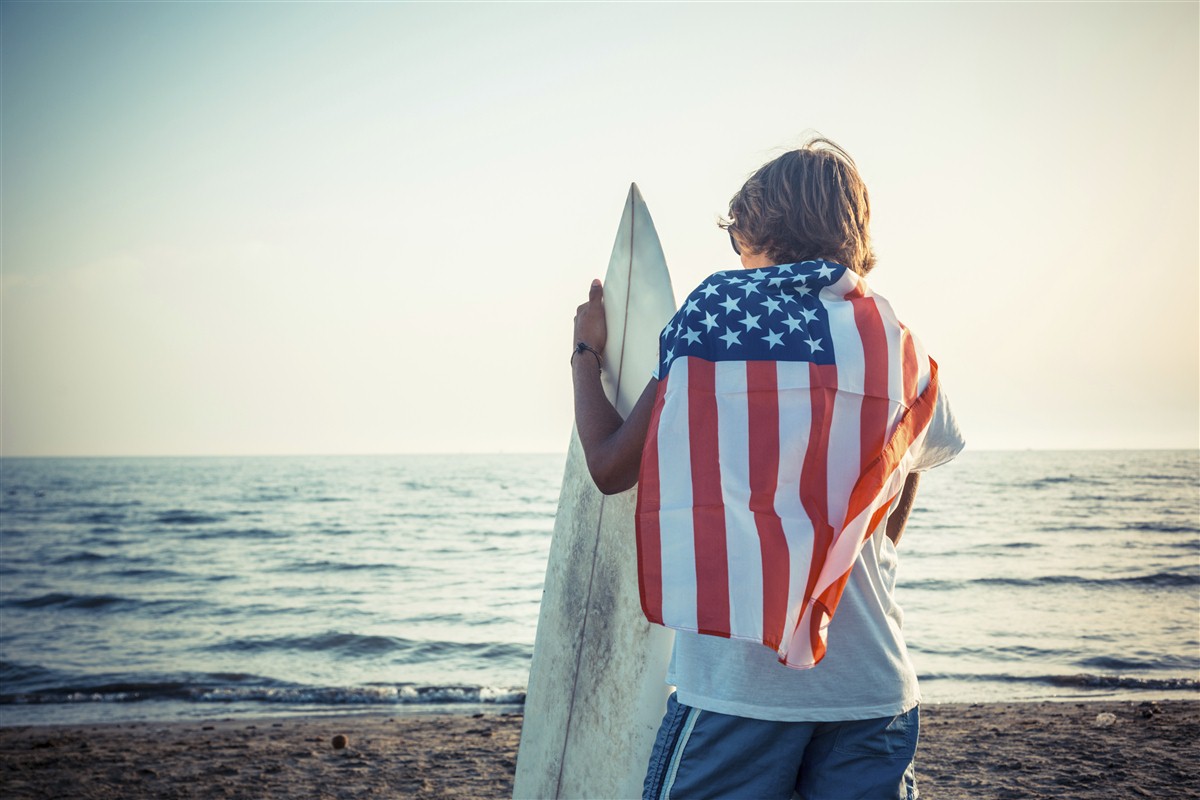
[[720, 136, 876, 275]]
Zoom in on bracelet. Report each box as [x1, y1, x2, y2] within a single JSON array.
[[571, 341, 602, 370]]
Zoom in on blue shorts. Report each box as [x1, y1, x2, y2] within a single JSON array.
[[643, 693, 919, 800]]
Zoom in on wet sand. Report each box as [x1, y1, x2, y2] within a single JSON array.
[[0, 700, 1196, 798]]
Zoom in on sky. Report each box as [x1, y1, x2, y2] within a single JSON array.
[[2, 1, 1196, 457]]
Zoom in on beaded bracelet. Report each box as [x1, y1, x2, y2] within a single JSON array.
[[571, 342, 602, 370]]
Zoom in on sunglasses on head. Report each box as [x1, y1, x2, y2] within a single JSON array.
[[729, 229, 741, 256]]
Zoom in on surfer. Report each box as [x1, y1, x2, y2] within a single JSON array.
[[571, 137, 965, 800]]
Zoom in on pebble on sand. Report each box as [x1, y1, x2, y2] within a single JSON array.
[[331, 734, 349, 750]]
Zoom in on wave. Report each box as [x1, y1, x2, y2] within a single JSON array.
[[52, 551, 109, 564], [272, 560, 407, 575], [78, 511, 128, 525], [0, 681, 525, 707], [5, 593, 133, 611], [104, 568, 188, 581], [206, 632, 532, 661], [1017, 476, 1109, 489], [1135, 473, 1197, 483], [183, 527, 287, 541], [907, 572, 1199, 591], [1077, 654, 1199, 672], [1034, 524, 1114, 533], [975, 572, 1199, 589], [920, 672, 1200, 692], [194, 685, 524, 706], [155, 510, 225, 525], [1124, 522, 1199, 534], [3, 593, 196, 614]]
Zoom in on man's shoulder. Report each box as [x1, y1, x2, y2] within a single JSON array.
[[913, 385, 966, 471]]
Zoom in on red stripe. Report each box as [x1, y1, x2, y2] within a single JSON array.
[[849, 294, 891, 476], [813, 494, 896, 622], [688, 359, 730, 637], [866, 491, 899, 543], [843, 360, 940, 528], [808, 605, 827, 664], [745, 361, 788, 649], [799, 363, 838, 631], [634, 377, 668, 625], [806, 491, 892, 652], [900, 327, 918, 408]]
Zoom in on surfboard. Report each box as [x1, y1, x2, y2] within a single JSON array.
[[514, 184, 677, 800]]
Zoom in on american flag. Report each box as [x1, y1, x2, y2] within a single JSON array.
[[634, 260, 940, 668]]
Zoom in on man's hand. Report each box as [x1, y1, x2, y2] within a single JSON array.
[[569, 277, 655, 494], [573, 279, 607, 353]]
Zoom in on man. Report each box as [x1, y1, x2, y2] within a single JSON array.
[[570, 137, 965, 800]]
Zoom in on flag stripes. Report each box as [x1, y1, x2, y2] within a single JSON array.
[[635, 261, 939, 668]]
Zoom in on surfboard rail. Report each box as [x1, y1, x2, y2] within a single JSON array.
[[514, 184, 677, 800]]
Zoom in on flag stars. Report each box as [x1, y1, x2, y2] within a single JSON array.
[[700, 311, 719, 332], [763, 330, 785, 349], [684, 298, 701, 315], [761, 297, 782, 315], [725, 275, 744, 286], [804, 337, 824, 352], [701, 283, 720, 298], [748, 269, 770, 281], [682, 327, 702, 345], [739, 281, 762, 297], [740, 312, 762, 331], [719, 295, 742, 314], [799, 308, 818, 324], [718, 327, 742, 347], [815, 264, 836, 279], [783, 315, 804, 333]]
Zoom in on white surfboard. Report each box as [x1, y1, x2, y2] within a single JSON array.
[[514, 184, 677, 800]]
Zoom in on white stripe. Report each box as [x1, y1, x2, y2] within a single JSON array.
[[825, 268, 859, 299], [911, 331, 931, 396], [872, 295, 907, 409], [657, 359, 698, 631], [814, 466, 906, 600], [713, 361, 761, 639], [825, 299, 864, 531], [660, 706, 701, 800], [774, 361, 815, 650], [787, 604, 817, 666]]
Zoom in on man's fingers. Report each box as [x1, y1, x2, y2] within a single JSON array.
[[589, 278, 603, 305]]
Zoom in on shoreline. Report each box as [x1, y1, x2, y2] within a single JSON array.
[[1, 700, 1197, 799]]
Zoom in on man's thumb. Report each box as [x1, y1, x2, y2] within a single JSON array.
[[589, 279, 603, 304]]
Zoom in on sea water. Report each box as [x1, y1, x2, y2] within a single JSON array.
[[0, 451, 1196, 726]]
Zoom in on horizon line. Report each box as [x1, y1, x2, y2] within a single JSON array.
[[1, 447, 1198, 460]]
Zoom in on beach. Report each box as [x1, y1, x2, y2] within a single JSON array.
[[1, 700, 1197, 799]]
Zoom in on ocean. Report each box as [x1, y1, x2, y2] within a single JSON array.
[[0, 450, 1196, 726]]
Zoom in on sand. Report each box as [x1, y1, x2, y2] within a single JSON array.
[[1, 700, 1197, 799]]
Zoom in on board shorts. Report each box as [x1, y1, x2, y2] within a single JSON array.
[[643, 693, 919, 800]]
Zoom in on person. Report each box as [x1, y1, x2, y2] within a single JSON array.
[[570, 137, 965, 800]]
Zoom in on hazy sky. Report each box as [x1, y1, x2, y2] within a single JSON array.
[[2, 1, 1197, 456]]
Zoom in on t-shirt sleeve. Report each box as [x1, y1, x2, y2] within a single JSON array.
[[910, 385, 965, 472]]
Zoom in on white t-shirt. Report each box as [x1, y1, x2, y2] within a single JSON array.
[[667, 389, 965, 722]]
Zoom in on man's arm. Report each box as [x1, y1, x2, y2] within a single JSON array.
[[571, 279, 657, 495], [885, 472, 920, 547]]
